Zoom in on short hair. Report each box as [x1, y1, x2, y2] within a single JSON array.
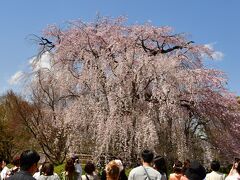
[[141, 149, 154, 163], [20, 150, 40, 171], [84, 161, 95, 174], [105, 160, 120, 180], [153, 156, 167, 175], [41, 162, 54, 176], [185, 160, 206, 180], [211, 160, 220, 171]]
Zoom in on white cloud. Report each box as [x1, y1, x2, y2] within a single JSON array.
[[7, 52, 52, 89], [8, 71, 24, 85], [212, 51, 224, 60], [204, 43, 224, 61], [29, 52, 52, 71], [204, 43, 214, 50]]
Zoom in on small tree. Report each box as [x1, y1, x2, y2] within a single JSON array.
[[0, 91, 36, 160], [22, 68, 71, 165]]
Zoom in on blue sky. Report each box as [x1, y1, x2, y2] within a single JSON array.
[[0, 0, 239, 95]]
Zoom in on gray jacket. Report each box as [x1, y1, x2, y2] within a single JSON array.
[[8, 171, 36, 180]]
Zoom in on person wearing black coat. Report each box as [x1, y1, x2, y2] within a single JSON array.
[[8, 150, 40, 180]]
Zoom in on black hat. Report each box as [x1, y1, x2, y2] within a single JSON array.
[[185, 160, 206, 180]]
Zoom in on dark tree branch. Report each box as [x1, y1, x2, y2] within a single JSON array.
[[139, 37, 194, 56]]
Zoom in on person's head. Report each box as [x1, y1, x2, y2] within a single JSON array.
[[235, 158, 240, 163], [84, 161, 96, 175], [41, 162, 54, 176], [173, 160, 183, 174], [184, 159, 190, 168], [2, 159, 9, 167], [153, 156, 167, 175], [211, 160, 220, 171], [105, 160, 120, 180], [114, 159, 123, 172], [141, 149, 154, 164], [12, 156, 20, 167], [185, 160, 206, 180], [182, 159, 191, 174], [71, 155, 79, 164], [65, 158, 75, 174], [75, 158, 79, 164], [20, 150, 40, 174], [234, 158, 240, 169]]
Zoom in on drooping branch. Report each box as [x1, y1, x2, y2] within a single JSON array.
[[26, 16, 240, 163]]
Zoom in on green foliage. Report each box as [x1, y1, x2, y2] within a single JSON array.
[[54, 163, 86, 178], [0, 91, 38, 160], [54, 163, 65, 176], [125, 168, 131, 177], [220, 164, 232, 174]]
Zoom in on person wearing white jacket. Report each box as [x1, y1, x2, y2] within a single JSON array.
[[1, 159, 10, 180], [206, 160, 225, 180]]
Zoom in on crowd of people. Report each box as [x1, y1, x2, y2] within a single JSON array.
[[0, 149, 239, 180]]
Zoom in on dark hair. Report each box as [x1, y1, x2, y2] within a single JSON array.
[[236, 162, 240, 174], [85, 161, 95, 174], [153, 156, 167, 176], [185, 160, 206, 180], [182, 159, 190, 175], [173, 160, 183, 174], [235, 158, 240, 163], [20, 150, 40, 171], [12, 156, 20, 166], [141, 149, 154, 163], [42, 162, 54, 176], [64, 158, 76, 180], [65, 158, 75, 174], [211, 160, 220, 171], [71, 155, 79, 163], [2, 159, 9, 165]]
